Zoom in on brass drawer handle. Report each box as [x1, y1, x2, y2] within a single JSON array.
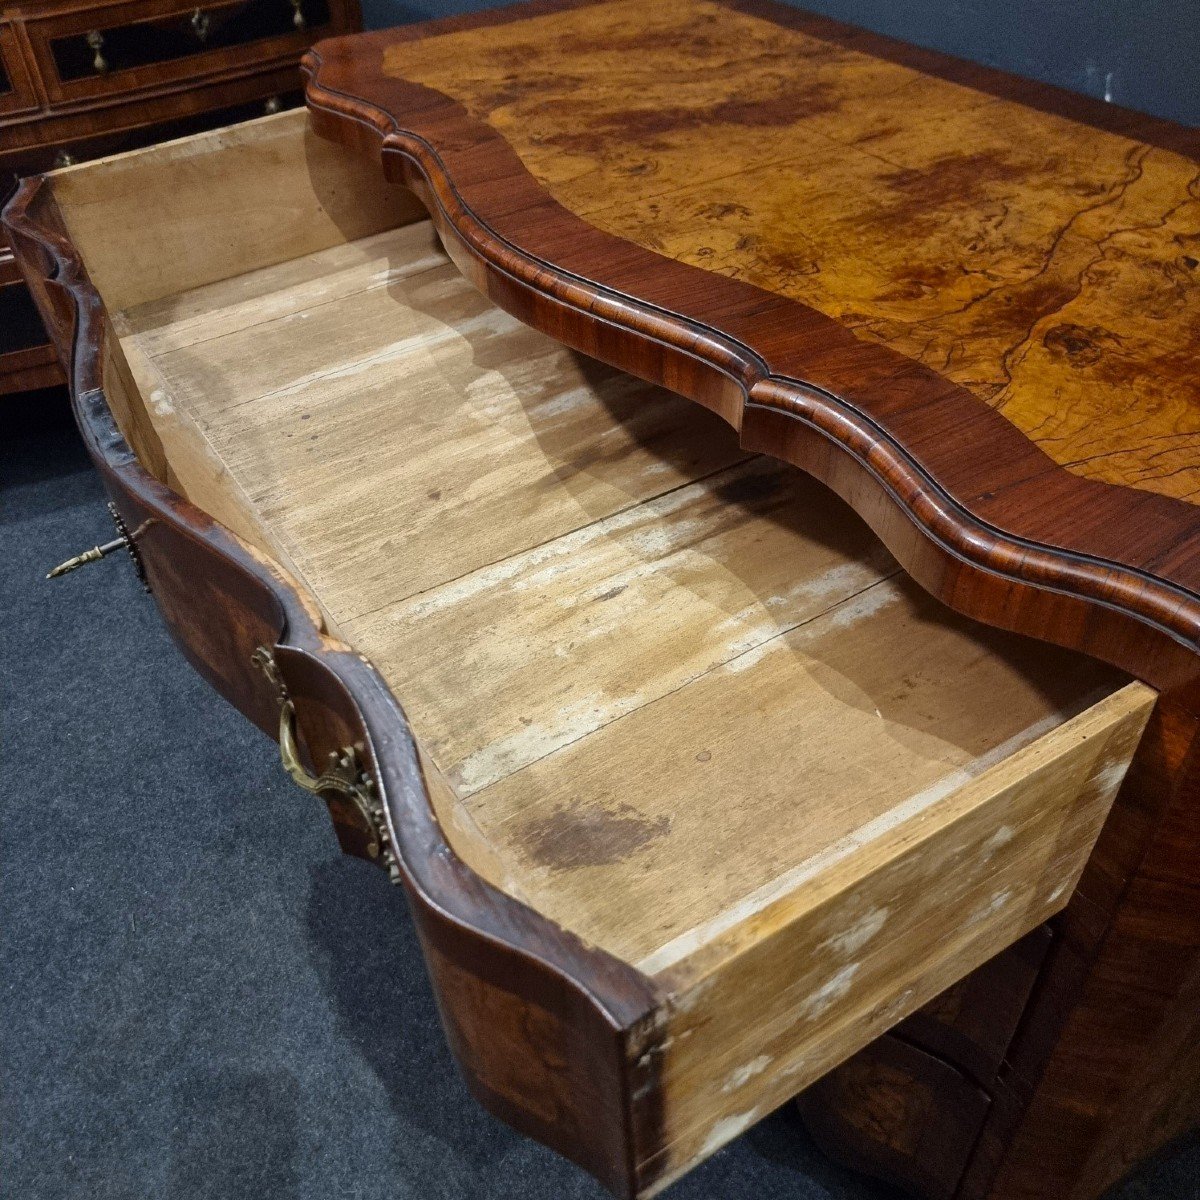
[[289, 0, 306, 30], [262, 94, 282, 115], [252, 647, 399, 881], [190, 8, 210, 42], [85, 29, 107, 73]]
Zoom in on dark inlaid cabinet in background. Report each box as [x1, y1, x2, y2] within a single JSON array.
[[0, 0, 360, 396]]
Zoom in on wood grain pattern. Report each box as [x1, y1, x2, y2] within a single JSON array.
[[112, 221, 1153, 1187], [815, 692, 1200, 1200], [965, 692, 1200, 1200], [2, 158, 662, 1200], [120, 224, 744, 625], [801, 1033, 994, 1200], [7, 101, 1180, 1199], [48, 115, 1151, 1191], [644, 688, 1149, 1187], [378, 0, 1200, 504], [105, 195, 1140, 975], [303, 0, 1200, 704], [797, 925, 1056, 1198], [896, 923, 1054, 1087], [0, 0, 363, 396], [298, 11, 1200, 1195], [47, 109, 420, 312]]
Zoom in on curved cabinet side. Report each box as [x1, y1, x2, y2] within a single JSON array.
[[3, 175, 662, 1199], [302, 51, 1200, 704]]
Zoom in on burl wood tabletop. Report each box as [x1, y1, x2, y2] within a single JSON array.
[[304, 0, 1200, 693], [383, 0, 1200, 502]]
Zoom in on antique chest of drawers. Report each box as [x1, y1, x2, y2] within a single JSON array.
[[7, 2, 1200, 1198]]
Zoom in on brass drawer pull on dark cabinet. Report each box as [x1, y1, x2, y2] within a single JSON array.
[[46, 502, 149, 589], [289, 0, 307, 31], [85, 30, 107, 73], [190, 9, 211, 42], [251, 647, 400, 882]]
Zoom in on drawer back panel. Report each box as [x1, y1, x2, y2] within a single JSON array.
[[47, 108, 423, 311]]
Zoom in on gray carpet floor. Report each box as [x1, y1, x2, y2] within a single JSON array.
[[4, 392, 1197, 1200]]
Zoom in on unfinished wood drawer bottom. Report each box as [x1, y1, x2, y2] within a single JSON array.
[[29, 111, 1155, 1194]]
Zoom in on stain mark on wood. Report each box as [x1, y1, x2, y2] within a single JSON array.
[[521, 797, 673, 870]]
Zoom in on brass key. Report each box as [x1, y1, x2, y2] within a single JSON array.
[[46, 535, 129, 579], [45, 502, 149, 590]]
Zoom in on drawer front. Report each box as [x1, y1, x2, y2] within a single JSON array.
[[5, 86, 303, 182], [0, 342, 61, 395], [0, 273, 51, 356], [3, 162, 659, 1200], [5, 174, 367, 789], [0, 22, 39, 118], [4, 186, 281, 724], [0, 240, 62, 395], [0, 253, 61, 393], [27, 0, 341, 104], [799, 1034, 992, 1200], [0, 62, 308, 186], [897, 923, 1054, 1086], [1, 88, 302, 396]]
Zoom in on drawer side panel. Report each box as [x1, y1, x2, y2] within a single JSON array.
[[637, 683, 1154, 1194]]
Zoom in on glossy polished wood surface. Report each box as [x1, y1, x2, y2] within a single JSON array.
[[380, 0, 1200, 505], [304, 0, 1200, 700], [299, 10, 1200, 1199], [5, 110, 1160, 1198]]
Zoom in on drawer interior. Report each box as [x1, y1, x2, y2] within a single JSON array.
[[45, 109, 1155, 1180], [113, 213, 1130, 955]]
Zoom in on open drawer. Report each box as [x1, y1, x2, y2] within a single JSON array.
[[4, 110, 1155, 1197]]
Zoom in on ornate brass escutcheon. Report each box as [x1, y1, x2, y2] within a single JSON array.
[[251, 647, 400, 883]]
